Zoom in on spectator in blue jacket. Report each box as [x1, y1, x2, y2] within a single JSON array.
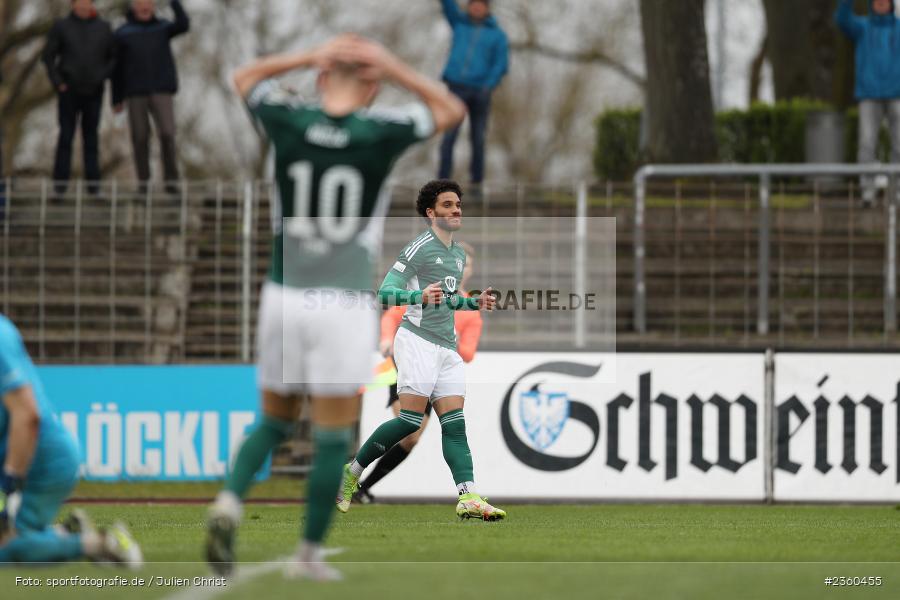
[[437, 0, 508, 186], [836, 0, 900, 205], [112, 0, 189, 193]]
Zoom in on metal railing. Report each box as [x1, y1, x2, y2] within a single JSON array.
[[6, 166, 900, 362], [633, 164, 900, 342], [2, 178, 607, 362]]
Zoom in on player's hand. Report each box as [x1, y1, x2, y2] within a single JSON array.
[[477, 287, 497, 311], [0, 472, 24, 538], [421, 282, 444, 305], [330, 36, 398, 82], [379, 339, 393, 358]]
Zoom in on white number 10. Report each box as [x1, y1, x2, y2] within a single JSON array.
[[285, 161, 362, 244]]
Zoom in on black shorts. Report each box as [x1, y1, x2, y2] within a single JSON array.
[[385, 382, 434, 416]]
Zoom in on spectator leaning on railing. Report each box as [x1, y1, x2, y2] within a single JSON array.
[[42, 0, 116, 196], [437, 0, 508, 188], [835, 0, 900, 205], [112, 0, 190, 194]]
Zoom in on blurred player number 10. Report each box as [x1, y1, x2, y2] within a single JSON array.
[[284, 161, 363, 249]]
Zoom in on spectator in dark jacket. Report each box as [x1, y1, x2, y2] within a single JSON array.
[[437, 0, 508, 186], [836, 0, 900, 205], [112, 0, 189, 191], [42, 0, 115, 195]]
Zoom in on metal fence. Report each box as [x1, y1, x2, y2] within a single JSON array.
[[632, 164, 900, 347], [5, 166, 900, 363], [2, 178, 613, 363]]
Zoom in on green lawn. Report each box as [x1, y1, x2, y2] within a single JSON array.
[[2, 500, 898, 600]]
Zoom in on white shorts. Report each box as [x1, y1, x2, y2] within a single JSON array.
[[256, 282, 378, 396], [393, 326, 465, 400]]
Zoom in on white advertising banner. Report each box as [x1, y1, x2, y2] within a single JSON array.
[[360, 353, 766, 500], [774, 354, 900, 502]]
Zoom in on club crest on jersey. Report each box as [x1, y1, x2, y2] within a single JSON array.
[[444, 275, 457, 292], [435, 257, 443, 265], [456, 258, 464, 272], [519, 389, 569, 450]]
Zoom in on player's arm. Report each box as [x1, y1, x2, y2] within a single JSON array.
[[450, 287, 496, 311], [339, 38, 465, 134], [456, 314, 483, 363], [378, 271, 444, 307], [378, 249, 445, 307], [233, 48, 324, 99], [379, 306, 405, 356], [1, 386, 40, 482]]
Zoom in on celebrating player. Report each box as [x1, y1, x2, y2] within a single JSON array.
[[205, 35, 465, 580], [354, 241, 482, 503], [0, 314, 142, 567], [336, 179, 505, 521]]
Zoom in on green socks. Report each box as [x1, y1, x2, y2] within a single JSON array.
[[303, 427, 352, 543], [354, 409, 424, 468], [439, 409, 474, 485], [225, 415, 294, 498]]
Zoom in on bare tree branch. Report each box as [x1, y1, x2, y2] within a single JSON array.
[[509, 40, 645, 88]]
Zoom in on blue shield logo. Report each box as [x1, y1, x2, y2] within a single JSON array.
[[518, 389, 569, 450]]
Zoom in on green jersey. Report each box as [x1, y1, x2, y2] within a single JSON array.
[[247, 80, 435, 289], [380, 229, 478, 350]]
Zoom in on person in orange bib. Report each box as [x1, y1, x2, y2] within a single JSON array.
[[353, 241, 481, 503]]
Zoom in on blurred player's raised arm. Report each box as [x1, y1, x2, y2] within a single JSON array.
[[338, 36, 465, 134], [233, 35, 465, 134]]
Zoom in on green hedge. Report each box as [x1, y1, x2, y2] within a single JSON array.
[[594, 101, 891, 180]]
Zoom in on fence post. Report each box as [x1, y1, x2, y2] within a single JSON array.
[[757, 174, 771, 336], [885, 175, 897, 334], [764, 347, 775, 504], [39, 179, 47, 361], [74, 180, 82, 362], [109, 180, 117, 363], [634, 172, 646, 333], [241, 180, 254, 363], [3, 178, 11, 316], [574, 181, 588, 348]]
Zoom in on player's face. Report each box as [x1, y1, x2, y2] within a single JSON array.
[[430, 191, 462, 232]]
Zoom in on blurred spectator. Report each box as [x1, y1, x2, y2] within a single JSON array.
[[835, 0, 900, 205], [42, 0, 115, 195], [437, 0, 508, 187], [112, 0, 190, 193]]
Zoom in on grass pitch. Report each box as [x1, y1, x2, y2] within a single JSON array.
[[1, 480, 897, 600]]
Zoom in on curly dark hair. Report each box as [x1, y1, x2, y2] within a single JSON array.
[[416, 179, 463, 219]]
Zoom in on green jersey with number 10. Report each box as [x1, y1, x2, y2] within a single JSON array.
[[247, 80, 434, 290]]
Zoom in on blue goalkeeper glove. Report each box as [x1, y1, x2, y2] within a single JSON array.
[[0, 471, 24, 538]]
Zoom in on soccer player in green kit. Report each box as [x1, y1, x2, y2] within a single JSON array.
[[336, 179, 506, 521], [205, 35, 465, 580]]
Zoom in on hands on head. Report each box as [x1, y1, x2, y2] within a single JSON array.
[[313, 34, 397, 83]]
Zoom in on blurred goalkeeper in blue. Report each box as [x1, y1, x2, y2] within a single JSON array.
[[0, 314, 141, 566]]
